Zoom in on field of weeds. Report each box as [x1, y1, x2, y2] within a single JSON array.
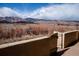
[[0, 23, 78, 44]]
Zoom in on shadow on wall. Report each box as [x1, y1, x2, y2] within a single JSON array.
[[63, 31, 79, 48], [0, 33, 58, 56]]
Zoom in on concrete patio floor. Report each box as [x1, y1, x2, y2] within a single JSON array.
[[62, 42, 79, 56]]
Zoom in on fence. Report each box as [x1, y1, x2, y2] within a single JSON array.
[[0, 33, 58, 56]]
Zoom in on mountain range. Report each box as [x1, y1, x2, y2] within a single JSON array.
[[0, 17, 79, 25]]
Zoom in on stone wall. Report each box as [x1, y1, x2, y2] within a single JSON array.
[[0, 33, 58, 56]]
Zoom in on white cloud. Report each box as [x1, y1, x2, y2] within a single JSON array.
[[0, 4, 79, 20], [0, 7, 22, 17], [25, 4, 79, 20]]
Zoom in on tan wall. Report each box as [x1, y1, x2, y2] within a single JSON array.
[[0, 33, 58, 56], [63, 31, 79, 48], [57, 32, 64, 49], [78, 31, 79, 39]]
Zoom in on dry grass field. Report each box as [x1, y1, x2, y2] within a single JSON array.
[[0, 22, 79, 44]]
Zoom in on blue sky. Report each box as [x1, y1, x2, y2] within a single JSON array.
[[0, 3, 50, 12], [0, 3, 79, 20]]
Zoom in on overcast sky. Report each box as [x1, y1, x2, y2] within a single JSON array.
[[0, 3, 79, 20]]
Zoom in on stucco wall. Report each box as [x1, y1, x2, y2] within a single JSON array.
[[63, 31, 79, 48], [0, 33, 58, 56], [78, 31, 79, 39]]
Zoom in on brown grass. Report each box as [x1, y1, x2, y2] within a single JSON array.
[[0, 23, 78, 44]]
